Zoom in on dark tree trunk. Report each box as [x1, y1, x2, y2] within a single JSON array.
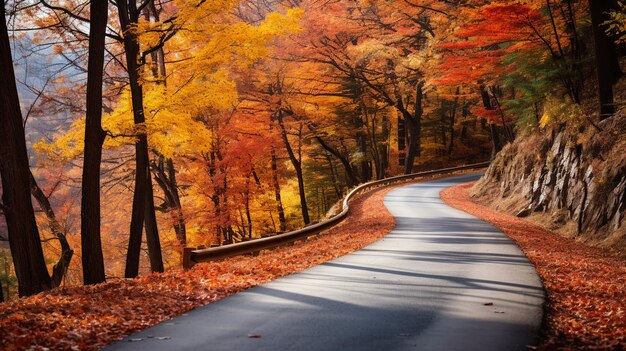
[[276, 111, 309, 225], [244, 179, 252, 238], [207, 150, 222, 244], [144, 179, 164, 272], [151, 155, 186, 246], [588, 0, 622, 119], [403, 81, 424, 174], [0, 11, 51, 296], [324, 153, 343, 198], [439, 100, 447, 149], [460, 103, 470, 140], [143, 6, 187, 248], [479, 84, 504, 157], [166, 159, 186, 244], [404, 116, 419, 174], [314, 136, 358, 187], [489, 124, 502, 158], [29, 172, 73, 287], [448, 89, 460, 155], [378, 113, 389, 179], [270, 149, 287, 232], [80, 0, 108, 285], [358, 133, 371, 181], [118, 1, 163, 277], [294, 167, 309, 225]]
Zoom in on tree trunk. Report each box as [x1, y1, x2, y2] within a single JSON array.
[[294, 165, 310, 225], [207, 151, 222, 244], [276, 110, 309, 225], [270, 149, 286, 232], [314, 136, 358, 187], [403, 81, 424, 174], [80, 0, 108, 285], [588, 0, 622, 119], [0, 11, 51, 296], [29, 172, 73, 287], [143, 6, 187, 247], [404, 116, 419, 174], [358, 133, 371, 181], [166, 159, 186, 244], [439, 100, 447, 150], [151, 156, 186, 246], [448, 89, 460, 155], [378, 113, 389, 179], [144, 179, 164, 272], [118, 1, 163, 277], [244, 179, 252, 238], [151, 155, 186, 246], [479, 84, 504, 157], [325, 153, 342, 198], [489, 124, 502, 158]]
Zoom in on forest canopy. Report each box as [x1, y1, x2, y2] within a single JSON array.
[[0, 0, 624, 299]]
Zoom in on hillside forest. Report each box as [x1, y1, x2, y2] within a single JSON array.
[[0, 0, 625, 300]]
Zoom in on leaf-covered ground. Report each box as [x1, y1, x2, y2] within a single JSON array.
[[0, 183, 401, 351], [441, 182, 626, 350]]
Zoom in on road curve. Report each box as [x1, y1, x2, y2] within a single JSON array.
[[106, 173, 544, 351]]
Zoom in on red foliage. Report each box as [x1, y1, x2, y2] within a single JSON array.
[[471, 106, 511, 125], [441, 183, 626, 350], [434, 3, 549, 88]]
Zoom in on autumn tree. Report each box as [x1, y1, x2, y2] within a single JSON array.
[[0, 10, 51, 296], [115, 0, 165, 277], [588, 0, 623, 119], [80, 0, 109, 284], [294, 0, 450, 174]]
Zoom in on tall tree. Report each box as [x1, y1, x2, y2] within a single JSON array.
[[588, 0, 623, 119], [275, 108, 310, 225], [270, 148, 287, 232], [117, 0, 164, 277], [0, 11, 51, 296], [143, 4, 188, 248], [80, 0, 109, 285]]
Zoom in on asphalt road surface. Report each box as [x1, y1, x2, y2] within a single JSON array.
[[106, 173, 544, 351]]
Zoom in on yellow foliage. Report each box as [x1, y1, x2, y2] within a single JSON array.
[[539, 95, 583, 129], [37, 3, 303, 162]]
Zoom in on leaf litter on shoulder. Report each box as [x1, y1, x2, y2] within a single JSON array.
[[441, 182, 626, 351], [0, 183, 400, 350]]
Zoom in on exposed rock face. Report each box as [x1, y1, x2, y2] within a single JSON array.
[[473, 111, 626, 252]]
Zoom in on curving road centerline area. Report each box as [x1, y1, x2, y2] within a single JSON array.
[[106, 173, 544, 351]]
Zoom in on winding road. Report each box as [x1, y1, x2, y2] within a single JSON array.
[[106, 173, 544, 351]]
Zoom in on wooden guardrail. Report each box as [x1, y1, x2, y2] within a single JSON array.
[[182, 162, 490, 269]]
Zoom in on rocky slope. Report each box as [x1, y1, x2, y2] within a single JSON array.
[[473, 110, 626, 255]]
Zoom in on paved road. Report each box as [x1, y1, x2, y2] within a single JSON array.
[[106, 173, 544, 351]]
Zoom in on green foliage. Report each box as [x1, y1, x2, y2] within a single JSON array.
[[500, 51, 563, 130]]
